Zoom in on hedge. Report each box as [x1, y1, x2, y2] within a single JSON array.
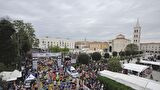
[[97, 76, 134, 90]]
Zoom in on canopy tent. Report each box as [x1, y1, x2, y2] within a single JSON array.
[[0, 70, 22, 82], [122, 63, 149, 73], [99, 70, 160, 90], [12, 70, 22, 78], [1, 72, 17, 81], [140, 60, 160, 66], [6, 77, 17, 82], [0, 71, 11, 77], [25, 74, 35, 81]]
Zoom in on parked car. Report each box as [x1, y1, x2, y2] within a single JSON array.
[[66, 66, 79, 78]]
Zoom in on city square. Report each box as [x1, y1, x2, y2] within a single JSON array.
[[0, 0, 160, 90]]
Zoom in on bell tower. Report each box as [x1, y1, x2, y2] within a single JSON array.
[[133, 19, 141, 49]]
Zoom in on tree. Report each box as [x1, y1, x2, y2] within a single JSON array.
[[112, 51, 117, 57], [119, 51, 125, 57], [125, 44, 138, 55], [91, 52, 101, 61], [77, 53, 90, 64], [108, 59, 122, 72], [104, 53, 110, 59], [157, 55, 160, 60], [0, 17, 38, 71], [13, 20, 39, 54], [0, 63, 7, 72], [33, 38, 39, 48], [0, 18, 18, 66], [62, 46, 69, 53], [49, 46, 61, 52], [125, 51, 131, 56], [139, 51, 143, 54], [125, 43, 138, 51]]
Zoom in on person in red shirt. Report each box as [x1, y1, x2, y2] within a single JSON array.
[[52, 72, 56, 81]]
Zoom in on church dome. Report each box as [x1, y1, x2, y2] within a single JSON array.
[[116, 34, 125, 39]]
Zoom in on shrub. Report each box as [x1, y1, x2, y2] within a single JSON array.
[[91, 52, 101, 61], [112, 51, 117, 57], [104, 53, 110, 59]]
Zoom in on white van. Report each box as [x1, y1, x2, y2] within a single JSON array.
[[66, 66, 79, 78]]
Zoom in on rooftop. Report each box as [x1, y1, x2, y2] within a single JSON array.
[[99, 70, 160, 90], [122, 63, 149, 72]]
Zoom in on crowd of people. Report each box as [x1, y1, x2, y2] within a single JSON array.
[[4, 54, 108, 90], [35, 58, 79, 90], [76, 61, 107, 90]]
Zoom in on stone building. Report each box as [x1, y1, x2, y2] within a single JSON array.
[[112, 34, 131, 52], [38, 37, 75, 49], [89, 41, 109, 51], [140, 43, 160, 53]]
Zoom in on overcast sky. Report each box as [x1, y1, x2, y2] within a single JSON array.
[[0, 0, 160, 42]]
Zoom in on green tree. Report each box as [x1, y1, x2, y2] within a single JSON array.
[[108, 58, 122, 72], [62, 46, 69, 53], [0, 63, 7, 72], [91, 52, 101, 61], [125, 43, 138, 55], [112, 51, 117, 57], [139, 51, 143, 54], [33, 38, 39, 48], [125, 51, 131, 56], [104, 53, 110, 59], [119, 51, 125, 57], [0, 18, 18, 67], [13, 20, 38, 54], [77, 53, 90, 64], [49, 46, 61, 52], [0, 17, 38, 71]]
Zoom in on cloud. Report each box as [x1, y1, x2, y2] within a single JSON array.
[[0, 0, 160, 42]]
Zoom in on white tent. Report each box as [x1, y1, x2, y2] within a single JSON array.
[[140, 60, 160, 66], [25, 74, 35, 81], [99, 70, 160, 90], [6, 77, 17, 82], [1, 72, 17, 81], [122, 63, 149, 73], [12, 70, 22, 78], [0, 70, 22, 81]]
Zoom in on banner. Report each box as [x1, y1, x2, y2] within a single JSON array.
[[32, 60, 37, 70], [71, 59, 76, 64], [32, 52, 61, 57]]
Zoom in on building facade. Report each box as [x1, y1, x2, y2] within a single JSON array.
[[133, 19, 141, 49], [140, 43, 160, 53], [112, 34, 131, 52], [38, 37, 75, 49], [75, 41, 90, 50], [89, 42, 109, 51]]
